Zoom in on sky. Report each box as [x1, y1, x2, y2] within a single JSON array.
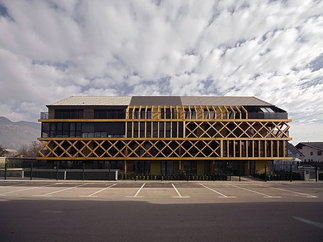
[[0, 0, 322, 144]]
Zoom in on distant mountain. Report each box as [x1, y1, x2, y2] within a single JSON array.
[[0, 116, 40, 149]]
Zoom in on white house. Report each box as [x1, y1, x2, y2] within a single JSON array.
[[295, 142, 323, 163]]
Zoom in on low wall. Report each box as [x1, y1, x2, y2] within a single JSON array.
[[0, 168, 118, 180]]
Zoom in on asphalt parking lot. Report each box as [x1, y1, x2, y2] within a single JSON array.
[[0, 180, 322, 242], [0, 180, 322, 203]]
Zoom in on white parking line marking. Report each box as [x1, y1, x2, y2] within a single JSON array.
[[172, 183, 190, 198], [80, 184, 117, 197], [33, 184, 86, 197], [199, 183, 236, 198], [293, 216, 323, 229], [271, 187, 317, 198], [126, 183, 145, 198], [229, 184, 281, 198], [0, 187, 38, 196], [0, 185, 51, 196]]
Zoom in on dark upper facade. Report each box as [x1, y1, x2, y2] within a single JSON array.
[[42, 96, 287, 120]]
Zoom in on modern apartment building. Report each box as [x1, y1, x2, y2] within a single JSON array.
[[37, 96, 291, 176]]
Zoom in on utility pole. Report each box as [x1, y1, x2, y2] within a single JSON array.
[[4, 157, 7, 180], [56, 161, 59, 180], [30, 161, 33, 180], [82, 162, 85, 180]]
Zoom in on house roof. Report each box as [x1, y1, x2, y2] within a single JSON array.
[[287, 142, 304, 157], [296, 142, 323, 151], [49, 96, 273, 106]]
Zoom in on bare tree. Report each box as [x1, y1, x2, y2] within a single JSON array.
[[0, 144, 8, 156], [18, 141, 42, 157]]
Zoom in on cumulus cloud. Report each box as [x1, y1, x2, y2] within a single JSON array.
[[0, 0, 322, 143]]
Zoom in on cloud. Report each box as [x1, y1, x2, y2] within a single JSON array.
[[0, 0, 322, 143]]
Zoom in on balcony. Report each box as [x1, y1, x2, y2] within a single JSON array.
[[40, 112, 48, 119], [248, 112, 288, 119]]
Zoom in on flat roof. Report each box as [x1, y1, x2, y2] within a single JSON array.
[[50, 96, 132, 106], [180, 96, 271, 106], [49, 96, 272, 106]]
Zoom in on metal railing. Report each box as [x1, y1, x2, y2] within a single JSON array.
[[40, 112, 48, 119]]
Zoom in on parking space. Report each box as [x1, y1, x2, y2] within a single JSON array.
[[0, 180, 322, 203]]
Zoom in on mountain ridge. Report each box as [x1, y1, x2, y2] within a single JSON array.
[[0, 116, 40, 149]]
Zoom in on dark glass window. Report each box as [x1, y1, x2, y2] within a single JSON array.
[[44, 122, 125, 138], [184, 109, 190, 119], [57, 123, 63, 137], [140, 110, 145, 119], [254, 141, 259, 157], [63, 123, 69, 137], [244, 106, 288, 119], [153, 122, 158, 137], [133, 122, 138, 138], [146, 122, 151, 138], [76, 123, 82, 137], [55, 109, 83, 119], [147, 109, 152, 119], [191, 110, 196, 119], [172, 122, 177, 138], [161, 108, 174, 119], [82, 123, 94, 133], [50, 123, 56, 137], [140, 122, 145, 138], [127, 122, 132, 137], [134, 110, 139, 119], [159, 122, 164, 138], [166, 122, 171, 137], [41, 123, 49, 137], [204, 110, 208, 119], [178, 122, 183, 137], [94, 109, 125, 119]]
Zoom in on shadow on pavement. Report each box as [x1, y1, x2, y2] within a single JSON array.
[[0, 199, 322, 242]]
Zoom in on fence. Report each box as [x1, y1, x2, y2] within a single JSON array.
[[0, 168, 118, 180]]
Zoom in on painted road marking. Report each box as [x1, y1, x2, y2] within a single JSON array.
[[172, 183, 190, 198], [293, 216, 323, 229], [199, 183, 236, 198], [80, 183, 117, 197], [0, 184, 52, 196], [0, 183, 55, 196], [229, 184, 281, 198], [33, 184, 86, 197], [271, 187, 317, 198], [126, 183, 145, 198]]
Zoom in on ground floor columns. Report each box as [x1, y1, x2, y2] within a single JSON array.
[[197, 161, 204, 176], [111, 159, 275, 176], [255, 160, 267, 174], [179, 160, 183, 170], [150, 160, 160, 175]]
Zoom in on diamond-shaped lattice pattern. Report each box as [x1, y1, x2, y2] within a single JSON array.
[[38, 139, 221, 159], [38, 138, 289, 159], [185, 121, 289, 138]]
